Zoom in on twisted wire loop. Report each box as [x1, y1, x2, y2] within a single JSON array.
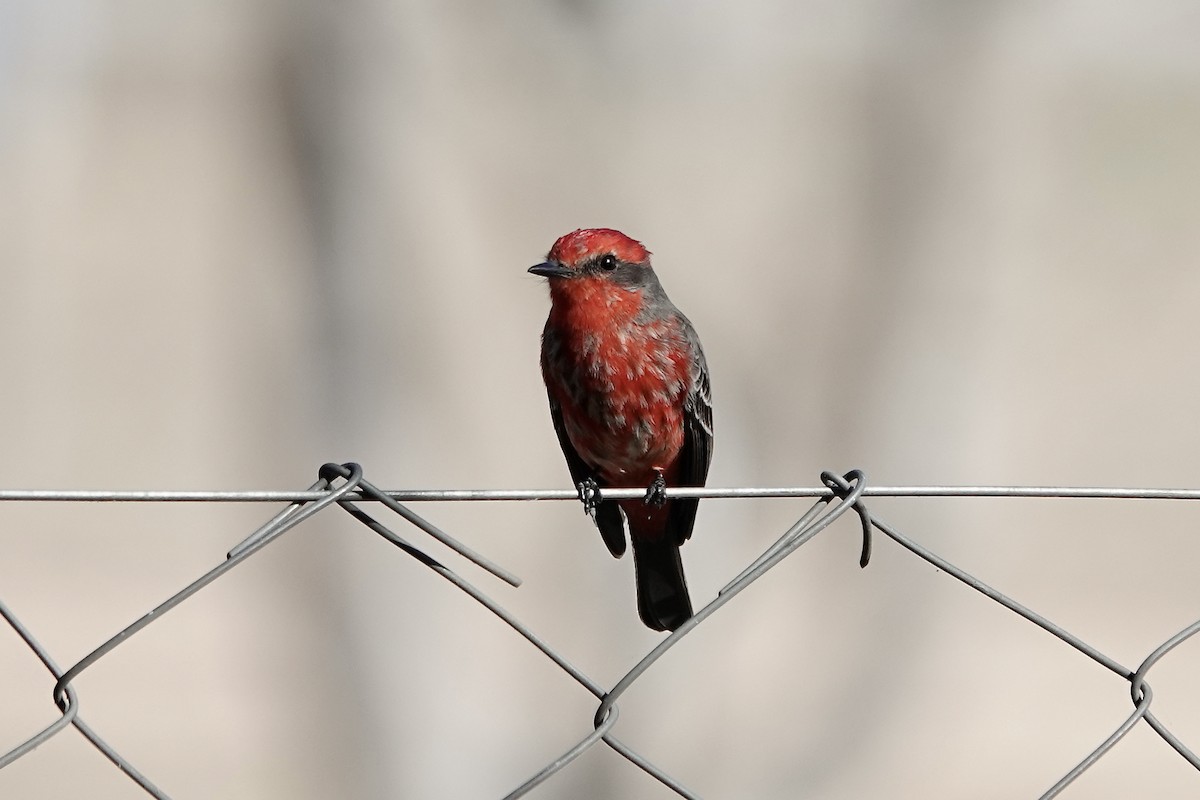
[[2, 465, 1199, 799]]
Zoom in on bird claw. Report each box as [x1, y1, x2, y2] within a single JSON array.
[[577, 478, 601, 515], [643, 472, 668, 507]]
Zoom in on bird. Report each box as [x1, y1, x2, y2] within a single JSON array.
[[529, 228, 713, 632]]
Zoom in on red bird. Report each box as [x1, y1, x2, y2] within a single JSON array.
[[530, 229, 713, 632]]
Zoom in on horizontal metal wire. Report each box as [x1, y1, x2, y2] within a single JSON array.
[[4, 485, 1200, 502]]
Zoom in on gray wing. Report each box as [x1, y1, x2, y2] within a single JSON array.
[[548, 398, 627, 558], [666, 327, 713, 546]]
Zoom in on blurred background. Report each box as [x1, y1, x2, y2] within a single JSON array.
[[3, 1, 1200, 797]]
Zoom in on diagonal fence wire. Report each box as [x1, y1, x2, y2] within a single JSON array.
[[1, 463, 1198, 799]]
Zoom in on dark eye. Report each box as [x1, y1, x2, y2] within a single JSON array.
[[599, 254, 618, 271]]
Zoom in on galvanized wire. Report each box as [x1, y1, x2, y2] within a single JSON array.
[[6, 485, 1200, 502], [2, 463, 1198, 798]]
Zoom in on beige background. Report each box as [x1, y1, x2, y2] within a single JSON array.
[[3, 2, 1200, 798]]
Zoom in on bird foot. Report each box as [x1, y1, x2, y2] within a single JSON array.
[[643, 472, 668, 507], [577, 478, 601, 516]]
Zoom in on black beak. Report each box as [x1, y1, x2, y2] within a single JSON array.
[[528, 261, 573, 279]]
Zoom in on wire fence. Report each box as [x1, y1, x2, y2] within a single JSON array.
[[2, 463, 1199, 798]]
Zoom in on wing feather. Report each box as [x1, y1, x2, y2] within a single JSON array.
[[548, 398, 627, 557], [666, 326, 713, 545]]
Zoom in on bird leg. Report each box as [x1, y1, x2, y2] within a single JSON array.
[[643, 469, 668, 507], [576, 478, 601, 516]]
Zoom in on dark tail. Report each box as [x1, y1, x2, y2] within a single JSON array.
[[631, 535, 693, 632]]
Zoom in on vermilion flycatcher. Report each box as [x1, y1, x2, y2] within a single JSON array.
[[530, 229, 713, 632]]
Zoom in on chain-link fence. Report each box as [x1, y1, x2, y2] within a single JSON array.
[[3, 463, 1199, 799]]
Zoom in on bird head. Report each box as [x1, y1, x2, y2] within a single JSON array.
[[528, 228, 654, 288]]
